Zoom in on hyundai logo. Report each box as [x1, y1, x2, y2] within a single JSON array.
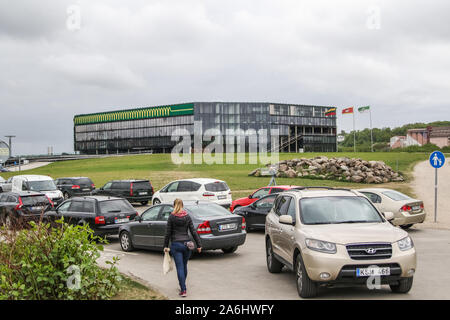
[[365, 248, 377, 254]]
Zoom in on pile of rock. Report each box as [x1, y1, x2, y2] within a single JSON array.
[[248, 156, 404, 184]]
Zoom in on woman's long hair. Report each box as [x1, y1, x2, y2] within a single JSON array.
[[173, 198, 184, 214]]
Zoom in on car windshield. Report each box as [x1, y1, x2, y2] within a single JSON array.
[[300, 196, 383, 225], [382, 190, 411, 201], [28, 180, 57, 191], [185, 203, 231, 217], [99, 199, 134, 215]]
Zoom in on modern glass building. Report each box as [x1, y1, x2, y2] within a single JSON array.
[[73, 102, 337, 154]]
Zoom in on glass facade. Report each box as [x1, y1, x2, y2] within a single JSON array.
[[74, 102, 337, 154]]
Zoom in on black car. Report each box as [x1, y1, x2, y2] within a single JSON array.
[[0, 191, 54, 227], [45, 196, 138, 236], [118, 201, 246, 254], [92, 180, 154, 205], [233, 194, 277, 231], [55, 177, 95, 200]]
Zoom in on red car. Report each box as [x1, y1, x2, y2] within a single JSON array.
[[230, 185, 300, 212]]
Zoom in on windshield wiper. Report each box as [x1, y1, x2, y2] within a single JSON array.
[[333, 220, 373, 224], [107, 210, 121, 213]]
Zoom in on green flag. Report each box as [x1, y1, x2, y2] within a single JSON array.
[[358, 106, 370, 113]]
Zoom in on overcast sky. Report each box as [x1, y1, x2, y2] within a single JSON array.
[[1, 0, 449, 155]]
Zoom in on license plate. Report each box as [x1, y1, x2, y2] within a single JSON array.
[[219, 223, 237, 231], [139, 192, 148, 195], [218, 195, 226, 200], [83, 188, 90, 191], [412, 206, 420, 211], [32, 206, 44, 211], [356, 267, 390, 277], [115, 218, 129, 224]]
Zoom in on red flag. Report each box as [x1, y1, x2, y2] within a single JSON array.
[[342, 107, 354, 114]]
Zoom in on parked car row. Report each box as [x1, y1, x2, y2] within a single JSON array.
[[0, 171, 425, 298], [0, 175, 64, 206], [0, 176, 246, 255]]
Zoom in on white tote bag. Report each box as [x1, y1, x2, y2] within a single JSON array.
[[163, 251, 174, 275]]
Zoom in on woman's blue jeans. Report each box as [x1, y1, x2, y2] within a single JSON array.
[[170, 241, 192, 292]]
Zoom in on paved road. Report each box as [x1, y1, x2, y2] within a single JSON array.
[[412, 160, 450, 229], [99, 227, 450, 300], [6, 162, 51, 172]]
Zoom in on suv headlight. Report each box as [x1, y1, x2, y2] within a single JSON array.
[[305, 239, 337, 254], [397, 236, 414, 251]]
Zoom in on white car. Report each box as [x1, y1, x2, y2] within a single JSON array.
[[8, 175, 64, 206], [152, 178, 232, 208], [358, 188, 426, 229], [0, 176, 5, 192]]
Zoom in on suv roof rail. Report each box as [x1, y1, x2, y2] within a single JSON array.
[[289, 186, 359, 195]]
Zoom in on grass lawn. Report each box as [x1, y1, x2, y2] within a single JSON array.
[[0, 152, 429, 199], [113, 274, 166, 300]]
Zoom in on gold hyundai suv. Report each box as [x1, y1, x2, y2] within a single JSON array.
[[265, 187, 416, 298]]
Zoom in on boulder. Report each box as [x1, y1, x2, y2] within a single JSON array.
[[286, 169, 297, 178], [351, 175, 364, 183], [248, 157, 404, 184]]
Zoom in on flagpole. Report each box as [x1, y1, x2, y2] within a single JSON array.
[[370, 107, 373, 152], [353, 110, 356, 153]]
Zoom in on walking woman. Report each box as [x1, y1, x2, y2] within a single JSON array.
[[164, 199, 202, 297]]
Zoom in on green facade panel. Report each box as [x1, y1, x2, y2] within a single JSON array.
[[73, 103, 194, 125]]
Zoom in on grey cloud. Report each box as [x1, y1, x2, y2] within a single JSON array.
[[0, 0, 449, 154]]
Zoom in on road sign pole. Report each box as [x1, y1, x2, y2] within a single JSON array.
[[429, 151, 445, 223], [435, 167, 438, 223]]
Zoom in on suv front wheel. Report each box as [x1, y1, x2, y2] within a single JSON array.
[[266, 239, 283, 273], [295, 253, 318, 298], [390, 277, 413, 293]]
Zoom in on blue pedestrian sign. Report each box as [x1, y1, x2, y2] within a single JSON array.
[[429, 151, 445, 169]]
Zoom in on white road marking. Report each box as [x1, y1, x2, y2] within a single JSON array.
[[103, 248, 139, 256]]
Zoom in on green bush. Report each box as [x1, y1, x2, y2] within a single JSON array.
[[0, 219, 122, 300]]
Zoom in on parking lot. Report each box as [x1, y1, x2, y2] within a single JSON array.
[[98, 215, 450, 300]]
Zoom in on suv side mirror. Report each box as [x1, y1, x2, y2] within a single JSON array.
[[383, 212, 394, 221], [279, 215, 294, 225]]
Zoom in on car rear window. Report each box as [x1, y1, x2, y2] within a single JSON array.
[[382, 190, 410, 201], [132, 181, 151, 189], [185, 204, 231, 217], [21, 195, 50, 206], [74, 178, 93, 186], [204, 182, 229, 192], [99, 199, 134, 216]]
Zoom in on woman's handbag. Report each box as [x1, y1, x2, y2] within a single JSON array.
[[184, 241, 195, 251], [163, 251, 174, 275]]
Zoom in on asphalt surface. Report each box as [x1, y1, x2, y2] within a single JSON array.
[[412, 160, 450, 229], [6, 162, 51, 172], [99, 226, 450, 300]]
